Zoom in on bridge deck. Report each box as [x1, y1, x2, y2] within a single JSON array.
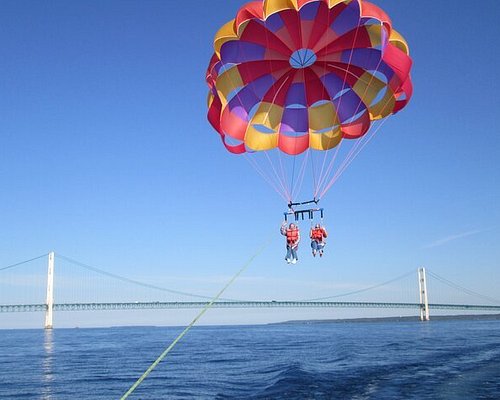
[[2, 301, 500, 313]]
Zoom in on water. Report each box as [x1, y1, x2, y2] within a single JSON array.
[[1, 319, 499, 399]]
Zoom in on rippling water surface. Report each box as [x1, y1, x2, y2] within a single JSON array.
[[1, 319, 499, 399]]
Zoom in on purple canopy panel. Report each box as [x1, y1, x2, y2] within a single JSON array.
[[299, 1, 320, 21], [280, 107, 309, 133], [285, 83, 307, 107], [220, 41, 266, 64], [333, 89, 366, 123], [332, 1, 361, 36], [320, 72, 346, 100]]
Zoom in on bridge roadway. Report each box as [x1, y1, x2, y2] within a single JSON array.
[[2, 301, 500, 313]]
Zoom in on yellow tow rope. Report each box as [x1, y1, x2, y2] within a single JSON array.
[[120, 238, 271, 399]]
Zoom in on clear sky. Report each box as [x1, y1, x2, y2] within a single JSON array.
[[1, 0, 499, 328]]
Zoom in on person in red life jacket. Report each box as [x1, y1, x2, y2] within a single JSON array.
[[310, 224, 328, 257], [280, 221, 300, 264]]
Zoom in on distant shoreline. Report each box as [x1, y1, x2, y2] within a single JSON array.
[[271, 313, 500, 325], [3, 314, 500, 330]]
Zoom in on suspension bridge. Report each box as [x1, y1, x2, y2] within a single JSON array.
[[1, 252, 499, 328]]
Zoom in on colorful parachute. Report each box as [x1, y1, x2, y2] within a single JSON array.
[[206, 0, 412, 202]]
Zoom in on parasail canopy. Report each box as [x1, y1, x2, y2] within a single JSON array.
[[206, 0, 413, 202]]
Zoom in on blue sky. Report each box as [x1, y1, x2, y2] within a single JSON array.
[[1, 0, 499, 327]]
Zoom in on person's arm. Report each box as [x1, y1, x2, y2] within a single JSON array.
[[322, 227, 328, 238], [310, 228, 314, 239], [280, 222, 287, 236]]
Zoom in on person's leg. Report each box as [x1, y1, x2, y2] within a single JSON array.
[[318, 242, 325, 257], [286, 246, 292, 263], [311, 241, 318, 256], [292, 247, 298, 262]]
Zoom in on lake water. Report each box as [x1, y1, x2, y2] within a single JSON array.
[[0, 319, 499, 399]]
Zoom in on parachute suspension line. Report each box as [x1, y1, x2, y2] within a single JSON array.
[[250, 21, 292, 202], [313, 8, 332, 198], [319, 66, 405, 199], [315, 13, 362, 198], [338, 122, 378, 174], [314, 137, 343, 198], [315, 54, 384, 197], [314, 67, 369, 194], [277, 149, 290, 200], [289, 79, 304, 200], [216, 44, 290, 203], [336, 119, 385, 177], [320, 82, 401, 197], [120, 237, 272, 400], [320, 114, 389, 198], [264, 151, 291, 202], [289, 143, 298, 200], [318, 42, 408, 200], [310, 149, 318, 197], [317, 117, 375, 198], [244, 154, 289, 202], [314, 60, 375, 196], [291, 149, 310, 201], [296, 61, 314, 202], [319, 41, 385, 191], [259, 72, 294, 201], [289, 11, 305, 202], [260, 24, 296, 202], [293, 64, 311, 201]]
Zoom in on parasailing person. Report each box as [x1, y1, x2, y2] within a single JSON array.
[[281, 221, 300, 264]]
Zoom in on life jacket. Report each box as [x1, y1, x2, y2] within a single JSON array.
[[286, 228, 299, 245], [311, 228, 326, 241]]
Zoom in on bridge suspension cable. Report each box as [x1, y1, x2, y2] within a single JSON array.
[[56, 253, 240, 302], [299, 269, 416, 302], [426, 269, 500, 305], [0, 254, 48, 272]]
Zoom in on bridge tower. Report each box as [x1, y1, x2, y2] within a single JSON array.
[[418, 267, 430, 321], [44, 251, 55, 329]]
